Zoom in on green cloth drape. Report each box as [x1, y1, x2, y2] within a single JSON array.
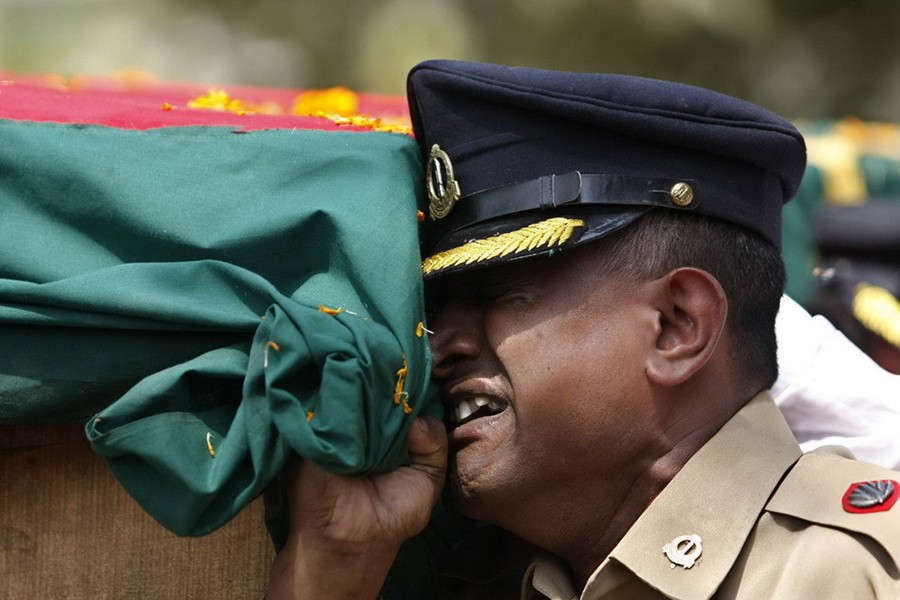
[[0, 120, 442, 541]]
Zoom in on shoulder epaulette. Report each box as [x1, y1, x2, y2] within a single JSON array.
[[766, 448, 900, 567]]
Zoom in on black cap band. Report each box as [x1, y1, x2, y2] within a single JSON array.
[[436, 171, 700, 238]]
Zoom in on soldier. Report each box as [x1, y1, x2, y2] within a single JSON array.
[[267, 60, 900, 599], [770, 202, 900, 472]]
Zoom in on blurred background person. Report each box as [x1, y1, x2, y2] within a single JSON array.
[[807, 201, 900, 374]]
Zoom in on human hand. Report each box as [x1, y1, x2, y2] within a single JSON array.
[[267, 415, 447, 599]]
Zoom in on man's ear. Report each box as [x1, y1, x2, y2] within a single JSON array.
[[645, 267, 727, 387]]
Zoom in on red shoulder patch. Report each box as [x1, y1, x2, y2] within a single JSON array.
[[842, 480, 898, 514]]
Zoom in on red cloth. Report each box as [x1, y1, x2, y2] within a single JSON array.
[[0, 72, 409, 132]]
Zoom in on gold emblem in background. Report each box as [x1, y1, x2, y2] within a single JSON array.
[[426, 144, 461, 220], [670, 182, 694, 207], [853, 283, 900, 347]]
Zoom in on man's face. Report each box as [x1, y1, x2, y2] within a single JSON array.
[[428, 245, 665, 533]]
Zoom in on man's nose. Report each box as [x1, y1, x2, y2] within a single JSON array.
[[428, 297, 483, 380]]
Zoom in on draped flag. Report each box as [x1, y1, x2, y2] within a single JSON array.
[[0, 74, 450, 564]]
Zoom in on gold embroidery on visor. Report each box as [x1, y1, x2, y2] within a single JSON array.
[[422, 217, 585, 276]]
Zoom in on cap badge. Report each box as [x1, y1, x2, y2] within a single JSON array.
[[426, 144, 461, 221], [663, 533, 702, 569], [843, 479, 898, 513]]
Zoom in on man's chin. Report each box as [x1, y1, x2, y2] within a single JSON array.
[[447, 464, 485, 518]]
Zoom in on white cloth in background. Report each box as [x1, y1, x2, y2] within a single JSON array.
[[774, 294, 900, 470]]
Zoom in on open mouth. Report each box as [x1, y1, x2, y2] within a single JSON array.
[[451, 395, 507, 428]]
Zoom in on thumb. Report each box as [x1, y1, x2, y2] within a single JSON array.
[[405, 415, 447, 489]]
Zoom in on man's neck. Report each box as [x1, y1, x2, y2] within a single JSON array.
[[556, 400, 739, 587]]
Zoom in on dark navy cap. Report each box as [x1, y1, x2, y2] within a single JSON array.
[[406, 60, 807, 277], [810, 202, 900, 348], [814, 202, 900, 264]]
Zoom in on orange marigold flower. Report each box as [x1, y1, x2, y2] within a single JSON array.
[[188, 89, 252, 115], [319, 304, 344, 316], [293, 87, 359, 117], [326, 113, 412, 134]]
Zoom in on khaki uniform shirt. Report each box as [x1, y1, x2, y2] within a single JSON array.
[[443, 392, 900, 599]]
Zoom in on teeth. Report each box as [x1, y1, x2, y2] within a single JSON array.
[[454, 398, 478, 424], [454, 396, 498, 424]]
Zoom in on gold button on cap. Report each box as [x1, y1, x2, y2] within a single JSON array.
[[670, 182, 694, 207]]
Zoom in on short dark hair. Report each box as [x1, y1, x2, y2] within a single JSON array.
[[588, 208, 784, 390]]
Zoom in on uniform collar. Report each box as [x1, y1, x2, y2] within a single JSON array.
[[524, 553, 652, 600], [523, 554, 579, 600], [581, 391, 802, 600]]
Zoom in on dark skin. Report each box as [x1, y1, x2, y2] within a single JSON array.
[[267, 243, 749, 598]]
